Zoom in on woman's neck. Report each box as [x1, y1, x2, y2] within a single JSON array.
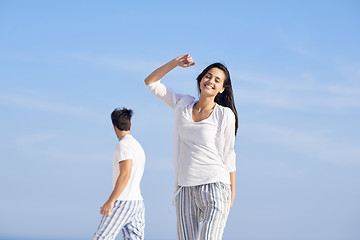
[[195, 95, 216, 112]]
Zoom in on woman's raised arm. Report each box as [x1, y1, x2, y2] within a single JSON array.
[[144, 54, 195, 86]]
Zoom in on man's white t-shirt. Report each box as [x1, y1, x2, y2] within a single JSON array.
[[112, 134, 145, 200]]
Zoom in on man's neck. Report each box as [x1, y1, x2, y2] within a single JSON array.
[[116, 130, 131, 141]]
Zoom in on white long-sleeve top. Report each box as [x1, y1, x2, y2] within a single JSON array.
[[146, 81, 236, 190]]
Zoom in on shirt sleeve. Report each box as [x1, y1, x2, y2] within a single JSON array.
[[146, 81, 183, 110], [223, 108, 236, 172], [117, 140, 133, 162]]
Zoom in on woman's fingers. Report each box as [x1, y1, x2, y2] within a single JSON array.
[[175, 54, 195, 67], [184, 54, 195, 67]]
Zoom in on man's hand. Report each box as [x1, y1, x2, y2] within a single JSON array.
[[99, 160, 132, 216], [100, 200, 115, 216]]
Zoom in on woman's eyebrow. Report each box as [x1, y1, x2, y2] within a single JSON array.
[[207, 72, 222, 81]]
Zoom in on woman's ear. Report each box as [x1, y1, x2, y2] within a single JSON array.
[[220, 87, 225, 94]]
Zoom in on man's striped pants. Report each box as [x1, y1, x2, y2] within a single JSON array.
[[93, 200, 145, 240]]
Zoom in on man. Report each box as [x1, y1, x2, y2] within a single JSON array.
[[94, 108, 146, 240]]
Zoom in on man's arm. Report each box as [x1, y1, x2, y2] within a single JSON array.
[[100, 159, 132, 216]]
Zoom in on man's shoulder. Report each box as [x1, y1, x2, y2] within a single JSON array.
[[118, 135, 135, 147], [119, 135, 144, 152]]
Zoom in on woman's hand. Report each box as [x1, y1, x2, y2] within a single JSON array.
[[174, 54, 195, 68], [144, 54, 195, 85], [230, 172, 235, 210]]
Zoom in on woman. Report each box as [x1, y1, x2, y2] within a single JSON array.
[[145, 54, 238, 240]]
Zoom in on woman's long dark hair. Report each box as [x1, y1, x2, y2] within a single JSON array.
[[196, 63, 238, 135]]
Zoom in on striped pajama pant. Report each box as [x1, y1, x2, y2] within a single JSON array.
[[175, 182, 231, 240], [93, 200, 145, 240]]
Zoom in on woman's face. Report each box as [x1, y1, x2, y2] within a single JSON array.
[[199, 67, 226, 97]]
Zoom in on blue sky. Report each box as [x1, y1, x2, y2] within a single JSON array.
[[0, 0, 359, 239]]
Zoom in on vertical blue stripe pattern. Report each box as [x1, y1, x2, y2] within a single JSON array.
[[93, 200, 145, 240], [175, 182, 231, 240]]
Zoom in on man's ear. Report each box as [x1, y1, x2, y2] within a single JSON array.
[[130, 122, 132, 129]]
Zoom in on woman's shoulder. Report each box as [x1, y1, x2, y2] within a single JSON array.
[[177, 94, 195, 108], [215, 104, 235, 124], [216, 104, 234, 115]]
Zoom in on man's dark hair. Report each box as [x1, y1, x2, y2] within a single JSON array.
[[111, 108, 133, 131]]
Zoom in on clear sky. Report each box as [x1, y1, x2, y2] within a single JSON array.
[[1, 0, 359, 239]]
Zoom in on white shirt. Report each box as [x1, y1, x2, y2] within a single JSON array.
[[112, 135, 145, 200], [146, 81, 236, 189]]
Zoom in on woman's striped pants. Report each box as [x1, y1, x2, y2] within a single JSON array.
[[175, 182, 231, 240]]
